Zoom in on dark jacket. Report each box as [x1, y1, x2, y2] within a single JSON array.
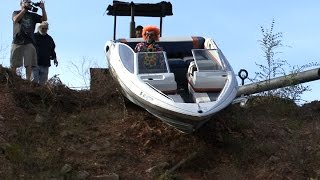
[[34, 32, 56, 67]]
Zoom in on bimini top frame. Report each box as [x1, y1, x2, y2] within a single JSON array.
[[106, 1, 173, 40]]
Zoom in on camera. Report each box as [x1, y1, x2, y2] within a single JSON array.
[[24, 2, 41, 13]]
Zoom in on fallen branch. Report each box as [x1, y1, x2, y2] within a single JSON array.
[[160, 152, 198, 179]]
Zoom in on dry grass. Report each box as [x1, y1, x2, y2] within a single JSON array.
[[1, 65, 320, 179]]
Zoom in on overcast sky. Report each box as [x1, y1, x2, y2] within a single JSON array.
[[1, 0, 319, 102]]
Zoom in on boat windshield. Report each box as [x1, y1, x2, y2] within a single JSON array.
[[137, 51, 168, 74], [191, 49, 225, 71]]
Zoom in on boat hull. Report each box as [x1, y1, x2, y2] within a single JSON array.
[[108, 64, 238, 133]]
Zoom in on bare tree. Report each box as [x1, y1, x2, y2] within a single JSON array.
[[0, 41, 9, 66], [68, 56, 99, 89]]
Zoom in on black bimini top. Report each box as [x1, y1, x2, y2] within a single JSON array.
[[107, 1, 173, 17]]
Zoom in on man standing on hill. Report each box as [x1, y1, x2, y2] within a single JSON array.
[[10, 0, 47, 81], [32, 21, 58, 85]]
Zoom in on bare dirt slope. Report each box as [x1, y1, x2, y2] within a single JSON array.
[[1, 65, 320, 179]]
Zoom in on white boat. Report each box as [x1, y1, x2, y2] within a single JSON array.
[[104, 36, 239, 132], [104, 1, 239, 132]]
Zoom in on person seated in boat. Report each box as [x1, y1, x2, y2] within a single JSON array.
[[135, 26, 164, 70], [134, 25, 163, 52], [135, 25, 143, 38]]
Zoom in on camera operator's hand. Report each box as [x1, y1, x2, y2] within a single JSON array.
[[21, 2, 30, 11], [39, 0, 45, 10], [54, 59, 58, 67]]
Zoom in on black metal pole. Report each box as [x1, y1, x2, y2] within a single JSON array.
[[160, 3, 165, 37], [113, 15, 117, 40], [160, 17, 163, 37], [130, 2, 135, 38]]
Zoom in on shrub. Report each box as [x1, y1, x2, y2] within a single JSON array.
[[250, 20, 319, 104]]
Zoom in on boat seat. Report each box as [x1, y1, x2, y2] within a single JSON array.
[[168, 94, 184, 103], [139, 73, 178, 94], [188, 85, 220, 103], [167, 58, 186, 69], [187, 62, 227, 92], [183, 56, 194, 66], [186, 61, 227, 103]]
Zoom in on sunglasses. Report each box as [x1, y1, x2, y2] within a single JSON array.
[[41, 28, 48, 30], [145, 32, 155, 36]]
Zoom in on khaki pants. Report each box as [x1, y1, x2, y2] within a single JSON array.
[[10, 43, 37, 68]]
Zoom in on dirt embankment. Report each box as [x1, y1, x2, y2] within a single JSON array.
[[1, 65, 320, 179]]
